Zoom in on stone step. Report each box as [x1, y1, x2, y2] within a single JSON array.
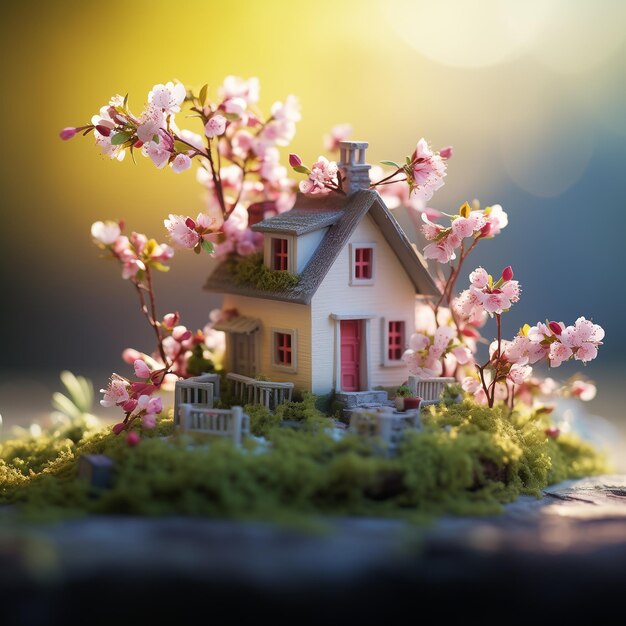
[[335, 390, 389, 408]]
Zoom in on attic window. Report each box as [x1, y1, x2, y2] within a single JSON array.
[[272, 238, 289, 271], [349, 243, 376, 285]]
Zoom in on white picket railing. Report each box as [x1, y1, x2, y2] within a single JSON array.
[[179, 404, 249, 446], [407, 376, 455, 406], [349, 407, 420, 452], [174, 373, 221, 427], [227, 373, 294, 412]]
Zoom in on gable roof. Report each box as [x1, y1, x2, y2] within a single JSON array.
[[204, 189, 439, 305]]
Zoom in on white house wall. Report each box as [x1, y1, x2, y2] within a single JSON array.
[[310, 213, 415, 394], [296, 228, 328, 273], [221, 294, 313, 390]]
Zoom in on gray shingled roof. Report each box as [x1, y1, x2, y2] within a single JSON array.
[[204, 189, 439, 304], [252, 193, 345, 235]]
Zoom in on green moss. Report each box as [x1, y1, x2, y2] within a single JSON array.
[[229, 252, 299, 292], [0, 400, 608, 523]]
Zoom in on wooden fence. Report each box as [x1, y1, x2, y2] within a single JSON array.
[[227, 373, 294, 412], [179, 404, 249, 447], [407, 376, 455, 406]]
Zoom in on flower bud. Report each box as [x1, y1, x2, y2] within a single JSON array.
[[133, 140, 144, 148], [162, 312, 180, 329], [185, 217, 196, 230], [439, 146, 453, 159], [289, 153, 302, 168], [112, 422, 127, 435], [548, 321, 562, 336], [59, 127, 77, 140], [121, 398, 137, 413], [544, 426, 560, 439], [480, 222, 493, 237], [126, 431, 141, 446], [501, 266, 514, 281], [96, 125, 111, 137]]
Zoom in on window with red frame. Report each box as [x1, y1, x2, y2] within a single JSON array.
[[272, 238, 289, 271], [275, 332, 292, 366], [388, 321, 405, 361], [354, 247, 373, 279]]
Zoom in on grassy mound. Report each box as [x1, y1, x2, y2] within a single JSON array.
[[0, 399, 608, 522]]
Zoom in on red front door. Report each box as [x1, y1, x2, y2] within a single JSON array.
[[340, 320, 361, 391]]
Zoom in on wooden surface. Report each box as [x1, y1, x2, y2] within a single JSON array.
[[2, 475, 626, 624]]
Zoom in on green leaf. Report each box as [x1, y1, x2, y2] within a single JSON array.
[[60, 371, 83, 405], [380, 160, 399, 168], [111, 132, 132, 145], [174, 141, 192, 153], [405, 156, 412, 165], [199, 83, 208, 106], [151, 262, 170, 273], [292, 165, 311, 174], [202, 240, 214, 254], [152, 134, 160, 144], [52, 392, 81, 420], [123, 93, 129, 107], [130, 146, 137, 165]]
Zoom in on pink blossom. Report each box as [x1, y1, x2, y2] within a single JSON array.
[[324, 124, 352, 152], [423, 240, 457, 264], [219, 76, 260, 105], [549, 342, 573, 367], [59, 127, 77, 140], [500, 280, 520, 303], [570, 379, 597, 401], [145, 142, 171, 169], [452, 346, 472, 364], [431, 326, 456, 358], [91, 220, 121, 245], [420, 213, 445, 240], [164, 213, 221, 249], [100, 377, 130, 407], [148, 82, 186, 114], [133, 359, 150, 379], [439, 146, 453, 159], [141, 414, 157, 429], [171, 154, 192, 173], [224, 97, 247, 116], [271, 95, 301, 123], [508, 363, 532, 385], [451, 212, 486, 239], [136, 119, 162, 144], [147, 396, 162, 414], [205, 115, 227, 138], [409, 138, 447, 202], [469, 267, 489, 289], [300, 156, 338, 194], [484, 205, 508, 236], [481, 291, 511, 315]]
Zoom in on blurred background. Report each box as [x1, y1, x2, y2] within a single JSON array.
[[0, 0, 624, 440]]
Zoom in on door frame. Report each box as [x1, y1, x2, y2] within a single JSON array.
[[226, 330, 260, 377], [330, 313, 375, 392]]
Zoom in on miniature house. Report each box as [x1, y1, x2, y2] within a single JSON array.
[[205, 141, 438, 402]]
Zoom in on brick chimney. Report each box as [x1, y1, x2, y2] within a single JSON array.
[[338, 141, 371, 195]]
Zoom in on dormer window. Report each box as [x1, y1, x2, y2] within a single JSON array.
[[349, 243, 376, 285], [272, 238, 289, 271]]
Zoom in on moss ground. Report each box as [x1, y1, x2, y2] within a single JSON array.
[[0, 398, 608, 523]]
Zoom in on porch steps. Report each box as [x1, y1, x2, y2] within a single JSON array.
[[334, 390, 389, 408]]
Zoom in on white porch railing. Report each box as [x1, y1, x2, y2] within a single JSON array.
[[180, 404, 249, 446], [174, 373, 221, 427], [227, 373, 294, 412], [349, 407, 420, 452], [407, 376, 455, 406]]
